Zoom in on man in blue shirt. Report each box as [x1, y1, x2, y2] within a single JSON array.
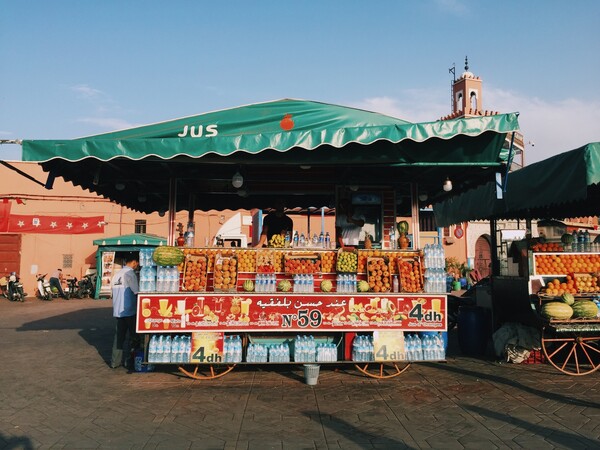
[[110, 254, 140, 369]]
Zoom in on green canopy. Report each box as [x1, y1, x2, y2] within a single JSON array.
[[92, 233, 166, 248], [433, 142, 600, 226], [21, 99, 520, 213]]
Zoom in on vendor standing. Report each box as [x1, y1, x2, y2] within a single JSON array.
[[254, 200, 294, 248], [336, 198, 365, 248]]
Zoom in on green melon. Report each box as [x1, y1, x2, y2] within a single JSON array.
[[320, 280, 333, 292], [571, 300, 598, 319], [153, 246, 185, 266], [560, 292, 575, 305], [357, 280, 370, 292], [541, 302, 573, 320], [561, 233, 575, 245], [278, 279, 292, 292]]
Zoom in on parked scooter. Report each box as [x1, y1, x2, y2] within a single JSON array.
[[64, 276, 79, 299], [36, 273, 55, 301], [76, 274, 96, 298], [6, 272, 26, 302]]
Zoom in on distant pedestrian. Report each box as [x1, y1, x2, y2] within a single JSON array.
[[110, 254, 139, 369], [49, 268, 67, 299]]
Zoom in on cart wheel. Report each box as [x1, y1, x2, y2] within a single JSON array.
[[542, 328, 600, 376], [177, 364, 236, 380], [354, 362, 411, 379]]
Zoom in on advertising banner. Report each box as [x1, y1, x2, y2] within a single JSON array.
[[136, 293, 446, 333]]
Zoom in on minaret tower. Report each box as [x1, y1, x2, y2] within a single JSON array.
[[452, 56, 483, 117]]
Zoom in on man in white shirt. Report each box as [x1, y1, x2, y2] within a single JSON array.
[[110, 254, 139, 369], [335, 198, 365, 248]]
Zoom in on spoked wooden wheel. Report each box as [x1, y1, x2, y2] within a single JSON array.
[[178, 364, 236, 380], [354, 362, 411, 379], [542, 327, 600, 376]]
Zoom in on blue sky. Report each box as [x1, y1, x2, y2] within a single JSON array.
[[1, 0, 599, 163]]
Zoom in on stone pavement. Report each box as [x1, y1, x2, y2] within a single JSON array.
[[0, 297, 599, 449]]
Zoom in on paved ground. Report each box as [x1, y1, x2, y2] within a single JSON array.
[[0, 297, 599, 450]]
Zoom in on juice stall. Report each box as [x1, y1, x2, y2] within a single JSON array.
[[434, 142, 600, 375], [21, 99, 520, 380]]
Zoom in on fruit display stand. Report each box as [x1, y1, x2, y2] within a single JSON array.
[[137, 247, 446, 380], [530, 251, 600, 375]]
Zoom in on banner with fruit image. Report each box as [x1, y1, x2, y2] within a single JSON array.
[[136, 293, 446, 333]]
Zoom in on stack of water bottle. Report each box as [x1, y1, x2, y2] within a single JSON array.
[[292, 274, 314, 293], [291, 231, 332, 249], [139, 248, 157, 293], [571, 230, 597, 252], [316, 342, 337, 362], [255, 273, 277, 293], [423, 243, 446, 293], [268, 343, 291, 362], [246, 342, 269, 362], [223, 335, 243, 363], [404, 333, 445, 361], [294, 335, 317, 362], [156, 265, 180, 292], [336, 273, 357, 293], [147, 334, 191, 363], [352, 335, 374, 362]]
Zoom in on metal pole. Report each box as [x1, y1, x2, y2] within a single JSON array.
[[167, 178, 177, 246]]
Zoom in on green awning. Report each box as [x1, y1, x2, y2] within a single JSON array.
[[433, 142, 600, 226], [93, 233, 167, 248], [21, 99, 520, 213]]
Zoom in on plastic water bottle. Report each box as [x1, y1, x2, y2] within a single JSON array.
[[148, 335, 157, 363], [293, 231, 299, 248], [325, 232, 331, 249], [285, 231, 291, 247], [390, 226, 396, 249], [319, 232, 324, 248], [584, 230, 591, 252], [299, 233, 306, 247], [578, 231, 585, 252], [413, 334, 423, 360]]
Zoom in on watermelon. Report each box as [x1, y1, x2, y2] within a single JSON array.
[[153, 246, 185, 266], [278, 279, 292, 292], [561, 233, 575, 245], [541, 302, 573, 320], [320, 280, 333, 292], [357, 280, 370, 292], [397, 221, 409, 234], [243, 280, 255, 292], [571, 300, 598, 319], [560, 292, 575, 305]]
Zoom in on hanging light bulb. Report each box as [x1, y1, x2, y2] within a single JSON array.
[[443, 177, 453, 192], [231, 171, 244, 189]]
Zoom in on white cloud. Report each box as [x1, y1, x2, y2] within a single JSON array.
[[485, 87, 600, 163], [434, 0, 469, 16], [71, 84, 104, 100], [76, 117, 139, 131], [354, 87, 600, 165]]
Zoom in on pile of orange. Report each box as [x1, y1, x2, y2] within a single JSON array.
[[256, 249, 283, 272], [398, 259, 423, 293], [182, 256, 208, 292], [367, 258, 391, 293], [236, 249, 256, 273], [542, 277, 577, 296], [531, 242, 564, 252], [534, 253, 600, 275], [213, 256, 238, 290], [320, 251, 336, 273]]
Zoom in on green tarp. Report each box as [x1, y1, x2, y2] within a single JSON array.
[[93, 233, 166, 248], [433, 142, 600, 226], [21, 99, 520, 213]]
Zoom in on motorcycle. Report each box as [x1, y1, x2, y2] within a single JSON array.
[[76, 274, 96, 298], [36, 273, 55, 301], [6, 272, 26, 302], [64, 276, 79, 299]]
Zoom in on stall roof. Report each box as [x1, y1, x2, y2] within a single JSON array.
[[93, 233, 167, 247], [433, 142, 600, 226], [22, 98, 520, 213]]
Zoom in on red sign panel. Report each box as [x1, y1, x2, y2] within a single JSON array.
[[136, 293, 446, 333]]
